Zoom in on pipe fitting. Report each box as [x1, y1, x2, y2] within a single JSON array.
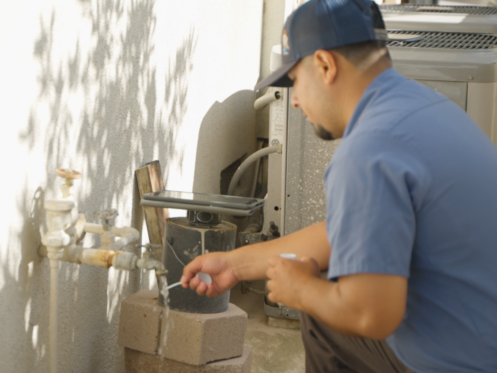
[[254, 89, 281, 111], [112, 251, 139, 271]]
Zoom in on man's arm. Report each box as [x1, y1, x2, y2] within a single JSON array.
[[181, 221, 330, 296], [266, 257, 407, 340]]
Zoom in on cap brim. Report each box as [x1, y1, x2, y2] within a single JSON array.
[[254, 60, 297, 91]]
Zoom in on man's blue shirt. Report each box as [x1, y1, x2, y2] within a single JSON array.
[[325, 68, 497, 373]]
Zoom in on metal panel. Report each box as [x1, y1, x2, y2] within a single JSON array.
[[390, 47, 497, 83], [383, 13, 497, 34], [381, 4, 497, 14], [284, 93, 341, 236], [417, 80, 468, 110], [264, 87, 289, 236], [467, 82, 497, 143], [388, 31, 497, 49]]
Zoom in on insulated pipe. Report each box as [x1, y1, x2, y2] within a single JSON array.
[[48, 256, 58, 373], [38, 245, 163, 271], [228, 145, 282, 196], [254, 90, 281, 111], [42, 199, 73, 373]]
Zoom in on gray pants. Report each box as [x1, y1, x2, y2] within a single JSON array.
[[300, 312, 417, 373]]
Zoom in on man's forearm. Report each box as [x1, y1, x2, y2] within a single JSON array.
[[296, 274, 407, 340], [228, 221, 330, 281], [297, 277, 363, 337]]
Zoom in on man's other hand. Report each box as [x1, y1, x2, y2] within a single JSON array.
[[266, 256, 320, 310]]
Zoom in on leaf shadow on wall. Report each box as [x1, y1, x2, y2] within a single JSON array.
[[1, 1, 196, 372]]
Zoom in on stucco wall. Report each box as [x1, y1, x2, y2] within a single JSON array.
[[0, 1, 263, 372]]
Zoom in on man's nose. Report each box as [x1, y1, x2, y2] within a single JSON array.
[[291, 91, 300, 109]]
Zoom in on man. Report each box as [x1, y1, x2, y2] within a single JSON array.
[[181, 0, 497, 372]]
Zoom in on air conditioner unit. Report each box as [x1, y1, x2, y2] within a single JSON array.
[[263, 30, 497, 319], [381, 4, 497, 34]]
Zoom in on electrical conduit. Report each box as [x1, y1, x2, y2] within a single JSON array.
[[228, 145, 282, 196]]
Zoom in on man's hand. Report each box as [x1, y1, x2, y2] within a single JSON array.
[[181, 252, 239, 298], [266, 256, 320, 310]]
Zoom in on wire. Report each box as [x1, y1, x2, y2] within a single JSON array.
[[166, 241, 186, 267]]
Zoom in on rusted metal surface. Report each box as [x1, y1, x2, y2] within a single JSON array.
[[79, 248, 116, 268], [40, 245, 120, 269]]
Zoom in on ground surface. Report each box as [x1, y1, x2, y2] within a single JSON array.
[[230, 281, 306, 373]]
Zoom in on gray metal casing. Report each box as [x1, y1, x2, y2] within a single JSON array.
[[390, 40, 497, 143], [285, 102, 340, 235], [381, 5, 497, 34]]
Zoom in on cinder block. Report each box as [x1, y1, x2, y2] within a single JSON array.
[[125, 345, 253, 373], [118, 289, 163, 354], [161, 303, 248, 366]]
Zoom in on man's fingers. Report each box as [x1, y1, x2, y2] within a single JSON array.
[[196, 281, 208, 296], [182, 257, 204, 285], [206, 285, 219, 298], [266, 266, 276, 280], [266, 284, 278, 303], [189, 276, 201, 290]]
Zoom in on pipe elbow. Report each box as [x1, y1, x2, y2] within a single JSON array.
[[254, 90, 281, 111], [112, 251, 138, 271]]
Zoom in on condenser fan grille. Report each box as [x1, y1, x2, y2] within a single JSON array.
[[380, 4, 497, 15], [387, 30, 497, 49]]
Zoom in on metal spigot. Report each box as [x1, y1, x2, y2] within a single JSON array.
[[135, 243, 166, 273], [94, 209, 119, 231]]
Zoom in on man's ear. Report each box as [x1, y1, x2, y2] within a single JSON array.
[[313, 50, 337, 85]]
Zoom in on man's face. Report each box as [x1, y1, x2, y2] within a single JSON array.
[[287, 55, 343, 140]]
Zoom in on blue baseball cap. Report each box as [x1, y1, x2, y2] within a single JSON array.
[[255, 0, 387, 91]]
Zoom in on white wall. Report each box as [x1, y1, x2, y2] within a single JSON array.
[[0, 0, 263, 372]]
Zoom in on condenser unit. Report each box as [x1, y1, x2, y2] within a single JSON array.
[[381, 4, 497, 34], [263, 30, 497, 319]]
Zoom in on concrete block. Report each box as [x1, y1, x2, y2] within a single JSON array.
[[118, 289, 163, 354], [161, 303, 248, 366], [125, 345, 253, 373]]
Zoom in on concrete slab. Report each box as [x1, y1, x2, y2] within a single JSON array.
[[161, 303, 248, 366], [229, 281, 305, 373], [118, 289, 163, 354], [124, 345, 253, 373], [267, 316, 301, 330]]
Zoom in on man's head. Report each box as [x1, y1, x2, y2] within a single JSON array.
[[255, 0, 391, 140], [289, 40, 391, 140]]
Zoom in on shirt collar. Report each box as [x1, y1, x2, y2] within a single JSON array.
[[342, 68, 403, 138]]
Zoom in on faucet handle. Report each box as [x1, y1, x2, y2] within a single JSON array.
[[55, 168, 82, 180], [94, 208, 119, 230], [56, 169, 81, 198], [135, 243, 162, 254]]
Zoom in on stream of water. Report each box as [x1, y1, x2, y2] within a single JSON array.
[[155, 274, 173, 371]]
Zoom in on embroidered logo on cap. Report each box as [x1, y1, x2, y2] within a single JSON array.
[[282, 29, 290, 55]]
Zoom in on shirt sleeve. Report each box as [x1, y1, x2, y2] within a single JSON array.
[[326, 134, 418, 280]]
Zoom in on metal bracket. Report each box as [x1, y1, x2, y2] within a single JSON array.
[[263, 297, 300, 320]]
